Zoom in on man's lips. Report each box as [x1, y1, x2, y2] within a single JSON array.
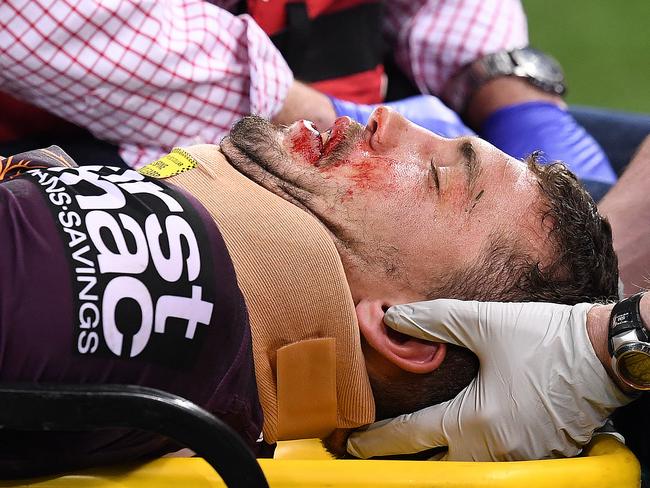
[[322, 116, 352, 159], [288, 120, 323, 165], [288, 117, 353, 166]]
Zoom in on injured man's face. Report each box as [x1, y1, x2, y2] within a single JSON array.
[[221, 107, 618, 422], [223, 107, 546, 302]]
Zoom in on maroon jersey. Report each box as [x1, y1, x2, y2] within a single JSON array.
[[0, 148, 263, 476]]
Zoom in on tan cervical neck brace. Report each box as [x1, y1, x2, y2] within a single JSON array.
[[166, 145, 375, 444]]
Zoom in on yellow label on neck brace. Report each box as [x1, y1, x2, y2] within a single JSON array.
[[138, 148, 197, 179]]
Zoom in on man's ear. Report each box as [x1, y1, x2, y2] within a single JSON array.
[[355, 299, 446, 374]]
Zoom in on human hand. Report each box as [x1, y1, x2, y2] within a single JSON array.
[[347, 299, 634, 461], [330, 95, 474, 139]]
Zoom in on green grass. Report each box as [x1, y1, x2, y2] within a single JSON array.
[[522, 0, 650, 113]]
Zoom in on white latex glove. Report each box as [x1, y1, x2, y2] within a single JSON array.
[[347, 299, 635, 461]]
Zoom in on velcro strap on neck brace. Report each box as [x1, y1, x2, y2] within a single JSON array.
[[276, 338, 337, 440]]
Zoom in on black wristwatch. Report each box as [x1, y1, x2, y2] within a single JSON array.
[[608, 292, 650, 391], [442, 47, 567, 114]]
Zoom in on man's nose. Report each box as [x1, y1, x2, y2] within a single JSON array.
[[367, 106, 445, 154], [366, 106, 413, 151]]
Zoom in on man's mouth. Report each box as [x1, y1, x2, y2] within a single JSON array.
[[321, 117, 352, 161], [288, 117, 353, 166], [221, 113, 359, 211], [288, 120, 322, 164]]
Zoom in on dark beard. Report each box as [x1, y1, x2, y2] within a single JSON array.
[[220, 115, 316, 215], [221, 115, 288, 172]]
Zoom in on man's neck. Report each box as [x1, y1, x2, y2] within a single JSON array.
[[164, 144, 376, 443]]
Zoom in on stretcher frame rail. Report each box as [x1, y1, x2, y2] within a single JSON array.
[[0, 383, 268, 488]]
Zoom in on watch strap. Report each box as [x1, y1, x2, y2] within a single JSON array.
[[441, 61, 488, 114], [608, 292, 650, 356], [441, 47, 566, 114], [442, 50, 518, 114]]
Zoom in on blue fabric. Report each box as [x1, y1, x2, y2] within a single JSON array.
[[330, 95, 474, 138], [481, 101, 617, 184], [569, 105, 650, 176]]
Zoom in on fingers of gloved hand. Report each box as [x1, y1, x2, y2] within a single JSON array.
[[387, 95, 462, 124], [383, 299, 495, 353], [346, 402, 452, 459], [384, 299, 582, 354], [480, 102, 617, 184], [330, 95, 475, 138]]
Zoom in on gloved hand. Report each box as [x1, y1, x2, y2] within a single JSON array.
[[480, 101, 617, 186], [347, 299, 635, 461], [330, 95, 474, 139]]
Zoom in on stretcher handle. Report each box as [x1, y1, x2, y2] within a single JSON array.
[[0, 383, 269, 488]]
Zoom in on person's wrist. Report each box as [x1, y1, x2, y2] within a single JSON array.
[[464, 77, 565, 130], [586, 294, 650, 394], [638, 292, 650, 329], [586, 303, 635, 394]]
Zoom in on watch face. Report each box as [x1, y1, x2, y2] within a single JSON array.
[[615, 344, 650, 390], [511, 48, 565, 85]]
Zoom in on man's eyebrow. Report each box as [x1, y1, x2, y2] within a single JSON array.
[[458, 140, 482, 195]]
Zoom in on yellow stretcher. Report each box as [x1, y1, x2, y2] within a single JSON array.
[[0, 437, 640, 488], [0, 385, 641, 488]]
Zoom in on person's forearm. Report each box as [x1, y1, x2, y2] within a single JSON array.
[[586, 293, 650, 394], [464, 77, 565, 129], [271, 81, 337, 130], [599, 136, 650, 295], [468, 77, 616, 187]]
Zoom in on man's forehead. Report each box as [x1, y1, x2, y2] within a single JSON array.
[[511, 158, 537, 188], [464, 140, 534, 202], [479, 151, 544, 245], [489, 146, 537, 190]]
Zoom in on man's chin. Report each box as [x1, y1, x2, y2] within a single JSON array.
[[221, 134, 322, 222], [219, 135, 257, 173], [220, 116, 292, 198], [220, 115, 280, 170]]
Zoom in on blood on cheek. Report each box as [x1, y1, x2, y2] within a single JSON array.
[[347, 157, 388, 189], [321, 127, 346, 158], [321, 153, 402, 201]]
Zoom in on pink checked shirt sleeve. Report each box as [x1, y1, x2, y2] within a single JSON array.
[[0, 0, 293, 167], [383, 0, 529, 96]]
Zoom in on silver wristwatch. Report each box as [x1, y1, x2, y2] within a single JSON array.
[[608, 292, 650, 391], [442, 47, 567, 114]]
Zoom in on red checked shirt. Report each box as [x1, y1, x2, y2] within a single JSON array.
[[0, 0, 527, 168]]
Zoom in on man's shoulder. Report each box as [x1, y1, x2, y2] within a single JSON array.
[[0, 145, 78, 179]]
